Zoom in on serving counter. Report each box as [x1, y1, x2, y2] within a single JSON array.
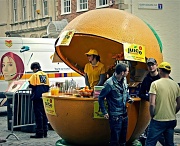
[[42, 93, 150, 146]]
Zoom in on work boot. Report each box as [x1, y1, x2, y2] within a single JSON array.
[[0, 139, 6, 143], [44, 132, 47, 138], [30, 133, 43, 138]]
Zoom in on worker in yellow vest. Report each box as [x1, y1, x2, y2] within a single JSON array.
[[28, 62, 50, 138]]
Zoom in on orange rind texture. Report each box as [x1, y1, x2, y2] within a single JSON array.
[[56, 8, 163, 67]]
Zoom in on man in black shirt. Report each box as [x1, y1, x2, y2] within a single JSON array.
[[139, 58, 165, 146], [139, 58, 160, 101]]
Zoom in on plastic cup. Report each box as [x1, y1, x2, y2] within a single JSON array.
[[54, 87, 59, 95], [51, 88, 55, 95]]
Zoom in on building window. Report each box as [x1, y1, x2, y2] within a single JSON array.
[[13, 0, 18, 22], [61, 0, 71, 14], [43, 0, 48, 16], [30, 34, 39, 38], [77, 0, 88, 12], [32, 0, 36, 19], [96, 0, 108, 8], [22, 0, 27, 20]]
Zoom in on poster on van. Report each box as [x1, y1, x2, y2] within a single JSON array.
[[0, 52, 25, 82]]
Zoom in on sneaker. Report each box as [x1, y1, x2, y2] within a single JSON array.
[[132, 139, 142, 146], [0, 139, 6, 143], [30, 134, 43, 138]]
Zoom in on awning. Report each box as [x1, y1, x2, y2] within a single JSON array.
[[47, 19, 68, 38]]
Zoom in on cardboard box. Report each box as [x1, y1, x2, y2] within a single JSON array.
[[94, 86, 104, 98], [129, 82, 141, 97]]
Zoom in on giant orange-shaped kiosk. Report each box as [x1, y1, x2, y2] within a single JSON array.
[[43, 8, 163, 146]]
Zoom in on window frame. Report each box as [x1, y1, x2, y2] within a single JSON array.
[[96, 0, 109, 8], [32, 0, 36, 19], [22, 0, 27, 21], [61, 0, 71, 15], [43, 0, 48, 16], [13, 0, 18, 22], [77, 0, 88, 12]]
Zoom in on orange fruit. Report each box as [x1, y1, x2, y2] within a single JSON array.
[[52, 9, 163, 145], [56, 8, 163, 76]]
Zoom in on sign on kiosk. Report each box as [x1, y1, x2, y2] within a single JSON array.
[[43, 97, 56, 116], [123, 43, 145, 63], [56, 30, 75, 46]]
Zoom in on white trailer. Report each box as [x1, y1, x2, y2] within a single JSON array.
[[0, 37, 85, 104]]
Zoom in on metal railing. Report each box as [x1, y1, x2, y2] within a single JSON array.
[[5, 89, 35, 140]]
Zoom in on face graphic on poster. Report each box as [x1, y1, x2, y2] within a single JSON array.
[[0, 52, 24, 81]]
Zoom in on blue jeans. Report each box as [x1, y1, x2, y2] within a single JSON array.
[[109, 114, 128, 146], [142, 125, 166, 146], [145, 119, 177, 146]]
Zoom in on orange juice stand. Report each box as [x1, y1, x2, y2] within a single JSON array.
[[42, 93, 149, 145], [43, 8, 163, 145]]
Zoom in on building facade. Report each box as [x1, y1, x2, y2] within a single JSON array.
[[57, 0, 180, 82], [0, 0, 179, 81], [0, 0, 60, 38], [128, 0, 180, 82], [57, 0, 120, 22]]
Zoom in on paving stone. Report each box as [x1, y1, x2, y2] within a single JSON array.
[[0, 107, 180, 146]]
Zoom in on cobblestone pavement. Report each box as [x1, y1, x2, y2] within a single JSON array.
[[0, 106, 180, 146], [0, 106, 60, 146]]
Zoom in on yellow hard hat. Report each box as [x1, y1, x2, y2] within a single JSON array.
[[85, 49, 98, 56], [158, 62, 171, 71]]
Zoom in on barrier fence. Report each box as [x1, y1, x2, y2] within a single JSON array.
[[5, 89, 35, 140]]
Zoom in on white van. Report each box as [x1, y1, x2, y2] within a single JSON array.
[[0, 37, 85, 95]]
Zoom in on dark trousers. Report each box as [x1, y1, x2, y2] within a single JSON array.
[[33, 98, 48, 134], [145, 119, 177, 146], [109, 114, 128, 146], [140, 125, 166, 146]]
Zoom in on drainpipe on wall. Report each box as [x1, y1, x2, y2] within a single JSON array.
[[54, 0, 56, 21], [130, 0, 133, 13], [115, 0, 128, 10]]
